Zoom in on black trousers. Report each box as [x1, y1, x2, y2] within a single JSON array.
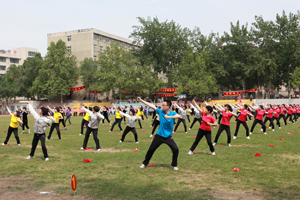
[[102, 112, 111, 124], [121, 126, 138, 142], [144, 112, 148, 119], [30, 133, 48, 158], [190, 128, 214, 152], [278, 114, 287, 125], [272, 117, 281, 128], [263, 117, 274, 129], [4, 126, 20, 144], [151, 119, 160, 135], [293, 113, 297, 122], [174, 118, 187, 132], [48, 123, 61, 139], [218, 115, 223, 125], [81, 119, 89, 134], [22, 120, 29, 130], [65, 116, 72, 125], [250, 119, 266, 133], [187, 115, 190, 123], [111, 118, 123, 131], [214, 124, 231, 144], [138, 119, 142, 129], [287, 114, 294, 123], [142, 134, 179, 167], [234, 120, 249, 137], [82, 127, 100, 149], [190, 117, 202, 129], [59, 118, 66, 128], [151, 116, 157, 126]]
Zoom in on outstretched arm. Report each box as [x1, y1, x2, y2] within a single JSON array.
[[81, 106, 93, 116], [27, 103, 39, 120], [119, 111, 131, 119], [192, 100, 203, 113], [137, 97, 156, 111], [164, 114, 181, 119], [5, 105, 12, 116]]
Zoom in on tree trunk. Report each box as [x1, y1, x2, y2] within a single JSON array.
[[6, 98, 8, 106], [60, 94, 63, 103], [119, 90, 122, 102]]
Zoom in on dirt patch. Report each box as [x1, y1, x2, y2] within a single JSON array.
[[281, 154, 300, 163], [74, 148, 131, 153], [208, 190, 264, 200]]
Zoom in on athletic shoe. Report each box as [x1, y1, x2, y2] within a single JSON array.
[[272, 129, 275, 132], [96, 149, 101, 151], [171, 166, 179, 171], [65, 128, 67, 130], [188, 150, 193, 155], [22, 131, 24, 134], [140, 164, 146, 168], [46, 138, 49, 140], [120, 130, 123, 132], [26, 156, 34, 159], [260, 129, 263, 131], [212, 152, 216, 155], [79, 134, 83, 135], [45, 157, 49, 161], [279, 127, 281, 129], [246, 136, 250, 139], [150, 135, 153, 137], [269, 127, 271, 129], [228, 143, 232, 147], [28, 130, 31, 134], [233, 136, 237, 139], [119, 140, 123, 143], [185, 132, 188, 133], [135, 141, 139, 144], [250, 132, 252, 135], [173, 131, 176, 133], [189, 128, 191, 130], [150, 126, 152, 127], [109, 130, 111, 132], [18, 144, 21, 146], [213, 143, 216, 146], [264, 132, 267, 135], [1, 143, 4, 146], [80, 147, 84, 150]]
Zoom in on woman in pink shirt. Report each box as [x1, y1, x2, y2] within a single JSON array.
[[213, 104, 237, 146], [249, 105, 269, 135], [188, 100, 218, 156], [271, 105, 281, 129], [233, 104, 254, 139], [286, 105, 295, 124], [278, 104, 287, 126], [263, 105, 275, 131]]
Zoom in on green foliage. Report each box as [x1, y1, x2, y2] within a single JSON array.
[[291, 67, 300, 89], [0, 65, 21, 103]]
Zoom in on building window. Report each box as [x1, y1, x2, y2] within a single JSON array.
[[0, 57, 6, 62], [94, 34, 97, 40], [67, 46, 71, 52], [105, 38, 109, 43], [99, 36, 103, 41], [93, 56, 97, 61], [100, 46, 103, 52], [127, 44, 131, 49], [28, 51, 35, 57], [93, 44, 97, 51], [0, 65, 6, 70], [67, 36, 71, 41], [111, 39, 115, 43], [0, 74, 4, 76], [10, 58, 19, 64]]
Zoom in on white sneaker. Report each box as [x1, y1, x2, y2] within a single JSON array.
[[1, 143, 4, 145], [18, 144, 21, 146], [250, 132, 252, 135], [109, 130, 111, 132], [26, 156, 34, 159], [150, 135, 153, 137], [213, 143, 216, 146], [293, 123, 295, 124], [261, 129, 263, 131], [79, 134, 83, 135], [80, 147, 84, 150], [233, 136, 237, 139], [246, 136, 250, 139], [228, 143, 232, 147], [188, 150, 193, 155], [272, 129, 275, 132], [264, 132, 267, 135], [171, 166, 179, 171], [269, 127, 272, 129], [119, 140, 123, 143], [185, 132, 187, 133], [212, 152, 216, 155], [135, 141, 139, 144], [189, 128, 191, 130], [45, 157, 49, 161], [96, 149, 101, 151], [150, 126, 152, 127], [140, 164, 146, 168], [279, 127, 281, 129]]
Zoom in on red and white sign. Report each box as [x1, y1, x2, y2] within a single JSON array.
[[155, 93, 176, 97], [223, 88, 258, 96], [70, 86, 86, 91], [71, 174, 77, 191]]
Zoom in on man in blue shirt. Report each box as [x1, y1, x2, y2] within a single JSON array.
[[137, 97, 181, 170]]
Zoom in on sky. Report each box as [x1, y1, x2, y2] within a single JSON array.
[[0, 0, 299, 56]]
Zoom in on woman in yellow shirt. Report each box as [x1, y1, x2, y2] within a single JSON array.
[[110, 104, 123, 132], [79, 106, 92, 135], [135, 106, 144, 129], [2, 105, 23, 145], [47, 106, 63, 140]]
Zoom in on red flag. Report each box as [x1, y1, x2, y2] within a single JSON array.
[[255, 153, 262, 157], [233, 168, 240, 172]]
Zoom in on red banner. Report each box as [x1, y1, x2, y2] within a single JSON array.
[[224, 88, 258, 96], [158, 88, 177, 93], [124, 90, 143, 94], [155, 93, 176, 97], [90, 91, 102, 94], [70, 86, 86, 91]]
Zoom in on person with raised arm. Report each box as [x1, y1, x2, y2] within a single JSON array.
[[150, 107, 160, 137], [80, 105, 104, 151], [119, 109, 141, 143], [26, 103, 55, 161], [188, 100, 218, 156], [2, 105, 23, 146], [249, 104, 268, 135], [138, 97, 181, 170], [99, 105, 111, 125], [189, 103, 202, 130], [262, 104, 275, 131], [21, 107, 30, 134], [46, 106, 63, 140], [64, 105, 72, 126], [110, 104, 123, 132], [213, 104, 237, 146], [79, 106, 92, 135], [134, 105, 144, 129], [233, 104, 254, 139], [278, 104, 287, 126], [173, 103, 192, 133]]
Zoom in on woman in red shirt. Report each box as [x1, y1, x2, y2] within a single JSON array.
[[286, 105, 295, 124], [271, 105, 281, 129], [263, 105, 275, 131], [278, 104, 287, 126], [233, 104, 254, 139], [188, 100, 218, 156], [249, 105, 269, 135], [213, 104, 237, 146]]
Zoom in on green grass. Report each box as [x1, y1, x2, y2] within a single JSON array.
[[0, 115, 300, 199]]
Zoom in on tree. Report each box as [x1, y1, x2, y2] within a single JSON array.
[[31, 40, 78, 102], [175, 49, 218, 97], [79, 58, 98, 99], [291, 67, 300, 89], [0, 65, 21, 104], [130, 17, 190, 87]]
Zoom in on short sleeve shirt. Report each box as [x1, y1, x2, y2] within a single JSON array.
[[156, 108, 177, 138], [200, 111, 216, 131]]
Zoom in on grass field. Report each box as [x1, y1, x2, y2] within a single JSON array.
[[0, 114, 299, 200]]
